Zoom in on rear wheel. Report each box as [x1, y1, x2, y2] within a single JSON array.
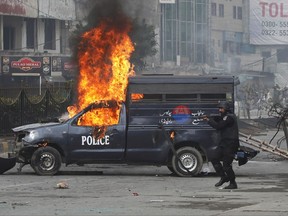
[[31, 146, 61, 176], [171, 147, 203, 177]]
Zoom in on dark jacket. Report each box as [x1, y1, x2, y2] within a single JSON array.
[[208, 113, 239, 148]]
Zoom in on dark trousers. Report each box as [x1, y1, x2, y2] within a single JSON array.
[[211, 144, 238, 182]]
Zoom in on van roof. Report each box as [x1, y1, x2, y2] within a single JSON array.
[[129, 75, 236, 84]]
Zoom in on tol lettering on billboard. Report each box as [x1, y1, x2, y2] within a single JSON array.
[[260, 2, 288, 17], [250, 0, 288, 45]]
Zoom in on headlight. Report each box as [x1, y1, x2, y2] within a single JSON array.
[[28, 130, 38, 140], [23, 130, 39, 142]]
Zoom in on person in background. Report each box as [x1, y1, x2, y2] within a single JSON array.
[[203, 101, 239, 189]]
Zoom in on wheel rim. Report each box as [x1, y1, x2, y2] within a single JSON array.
[[178, 153, 197, 172], [39, 153, 55, 171]]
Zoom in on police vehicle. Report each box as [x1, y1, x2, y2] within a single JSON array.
[[1, 75, 250, 176]]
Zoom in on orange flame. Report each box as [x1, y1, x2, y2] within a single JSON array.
[[131, 93, 144, 100], [67, 17, 135, 128], [170, 131, 175, 140]]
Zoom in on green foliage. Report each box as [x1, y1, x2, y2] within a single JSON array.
[[129, 18, 158, 71]]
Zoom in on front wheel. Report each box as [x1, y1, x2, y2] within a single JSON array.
[[171, 147, 203, 177], [31, 146, 62, 176]]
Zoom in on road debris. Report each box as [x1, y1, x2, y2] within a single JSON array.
[[56, 181, 69, 189]]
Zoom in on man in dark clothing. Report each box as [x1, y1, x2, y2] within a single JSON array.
[[203, 101, 239, 189]]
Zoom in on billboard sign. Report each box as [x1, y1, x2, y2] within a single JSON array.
[[1, 56, 51, 76], [52, 56, 77, 78], [39, 0, 76, 20], [0, 0, 38, 18], [250, 0, 288, 44]]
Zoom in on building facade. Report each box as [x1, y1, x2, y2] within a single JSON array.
[[160, 0, 209, 66], [1, 0, 288, 88], [210, 0, 288, 88], [0, 0, 78, 88]]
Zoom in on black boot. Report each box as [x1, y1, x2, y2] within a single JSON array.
[[215, 176, 229, 187], [224, 180, 238, 189]]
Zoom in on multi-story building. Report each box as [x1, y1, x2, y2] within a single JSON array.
[[123, 0, 210, 74], [0, 0, 78, 88], [160, 0, 209, 66], [2, 0, 287, 89], [210, 0, 288, 89], [210, 0, 245, 72]]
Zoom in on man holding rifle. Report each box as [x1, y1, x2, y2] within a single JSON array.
[[203, 101, 239, 189]]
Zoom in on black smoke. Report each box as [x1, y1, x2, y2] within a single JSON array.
[[69, 0, 157, 73]]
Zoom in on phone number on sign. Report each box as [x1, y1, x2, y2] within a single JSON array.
[[262, 21, 288, 28], [261, 30, 288, 36]]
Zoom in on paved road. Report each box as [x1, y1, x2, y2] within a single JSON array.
[[0, 158, 288, 216], [0, 121, 287, 216]]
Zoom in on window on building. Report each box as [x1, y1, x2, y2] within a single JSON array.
[[26, 18, 35, 49], [277, 49, 288, 63], [219, 4, 224, 17], [233, 6, 237, 19], [44, 19, 56, 50], [197, 44, 206, 63], [261, 51, 271, 58], [60, 20, 71, 54], [240, 44, 256, 54], [211, 3, 216, 16], [161, 0, 208, 64], [3, 26, 15, 50], [223, 41, 240, 55], [233, 6, 242, 20], [237, 7, 242, 19]]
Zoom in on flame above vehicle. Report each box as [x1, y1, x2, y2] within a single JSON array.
[[67, 16, 135, 128]]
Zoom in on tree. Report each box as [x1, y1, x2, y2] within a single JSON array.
[[129, 18, 157, 72]]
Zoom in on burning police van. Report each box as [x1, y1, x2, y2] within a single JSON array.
[[2, 75, 245, 176]]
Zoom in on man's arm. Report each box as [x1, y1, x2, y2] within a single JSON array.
[[206, 116, 234, 130]]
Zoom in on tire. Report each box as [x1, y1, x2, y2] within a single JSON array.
[[31, 146, 61, 176], [171, 147, 203, 177], [167, 165, 176, 174]]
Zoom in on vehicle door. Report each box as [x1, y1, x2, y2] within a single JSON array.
[[66, 103, 126, 162]]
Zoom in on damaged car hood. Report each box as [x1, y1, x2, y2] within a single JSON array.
[[12, 122, 60, 132]]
